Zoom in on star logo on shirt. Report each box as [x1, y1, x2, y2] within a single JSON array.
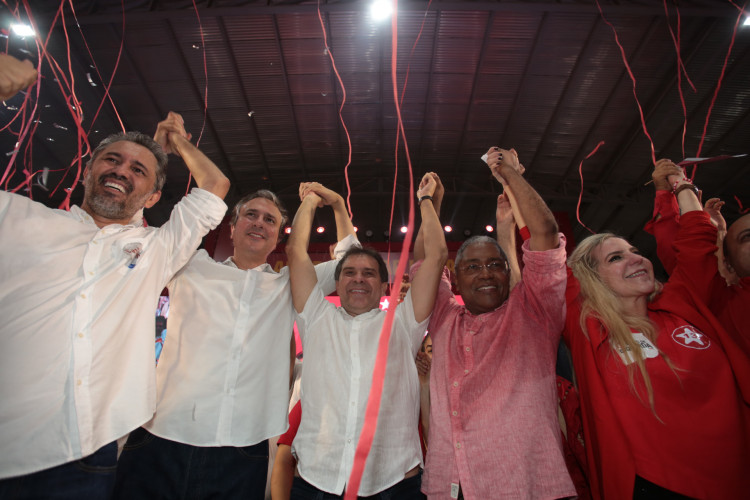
[[671, 325, 710, 350], [380, 298, 390, 310]]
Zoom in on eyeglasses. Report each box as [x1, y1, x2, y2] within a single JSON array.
[[458, 261, 508, 275]]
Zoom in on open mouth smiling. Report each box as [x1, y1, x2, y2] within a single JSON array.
[[626, 270, 647, 278]]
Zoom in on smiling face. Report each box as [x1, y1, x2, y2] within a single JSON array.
[[336, 254, 388, 317], [81, 140, 162, 224], [591, 237, 655, 299], [230, 197, 283, 261], [725, 214, 750, 278], [455, 242, 510, 315]]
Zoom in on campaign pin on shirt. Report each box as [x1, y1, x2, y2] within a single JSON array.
[[123, 242, 143, 269], [671, 325, 710, 350], [616, 333, 659, 365]]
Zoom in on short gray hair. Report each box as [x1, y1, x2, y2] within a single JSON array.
[[231, 190, 289, 229], [88, 131, 168, 192], [455, 235, 508, 269]]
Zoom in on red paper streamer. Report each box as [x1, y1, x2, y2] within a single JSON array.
[[344, 1, 419, 497], [317, 0, 354, 219], [595, 0, 656, 167], [736, 195, 749, 215], [695, 1, 745, 158], [576, 141, 605, 235]]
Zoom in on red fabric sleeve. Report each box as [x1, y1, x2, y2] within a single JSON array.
[[644, 191, 680, 274], [277, 400, 301, 447]]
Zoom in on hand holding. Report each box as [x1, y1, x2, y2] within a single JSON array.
[[0, 54, 37, 101], [496, 193, 516, 227], [417, 172, 438, 199], [652, 159, 683, 191], [299, 182, 324, 207], [416, 351, 431, 382], [154, 111, 192, 155], [486, 147, 522, 184]]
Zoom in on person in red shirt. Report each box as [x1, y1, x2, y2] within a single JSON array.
[[565, 163, 750, 499]]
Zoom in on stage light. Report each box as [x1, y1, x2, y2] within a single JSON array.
[[370, 0, 393, 21], [744, 16, 750, 27], [353, 226, 358, 233], [444, 225, 453, 233], [400, 226, 408, 233], [11, 24, 34, 37], [485, 225, 494, 232], [284, 226, 292, 234], [365, 229, 373, 237], [463, 229, 471, 237], [316, 226, 325, 234]]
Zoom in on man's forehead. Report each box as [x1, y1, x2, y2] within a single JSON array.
[[100, 140, 156, 163], [462, 242, 505, 260], [240, 198, 281, 218], [342, 254, 379, 270]]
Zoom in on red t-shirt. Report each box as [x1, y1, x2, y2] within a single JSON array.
[[277, 400, 301, 447]]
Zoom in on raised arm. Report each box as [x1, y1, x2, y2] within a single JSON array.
[[668, 166, 702, 215], [154, 111, 230, 198], [286, 187, 324, 313], [495, 193, 521, 290], [410, 173, 449, 323], [486, 147, 558, 251], [413, 172, 444, 262], [0, 54, 37, 101], [299, 182, 355, 242]]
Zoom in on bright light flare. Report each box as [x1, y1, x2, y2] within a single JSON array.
[[11, 24, 35, 37], [400, 226, 408, 233], [316, 226, 325, 234], [370, 0, 393, 21], [485, 225, 494, 232], [443, 225, 453, 233], [284, 227, 292, 234]]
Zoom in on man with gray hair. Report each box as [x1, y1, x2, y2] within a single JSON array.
[[412, 151, 575, 499], [0, 111, 229, 498], [113, 182, 359, 498]]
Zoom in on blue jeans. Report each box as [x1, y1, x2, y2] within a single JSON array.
[[113, 427, 268, 499], [290, 472, 424, 500], [0, 441, 118, 500]]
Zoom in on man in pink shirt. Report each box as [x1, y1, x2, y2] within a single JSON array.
[[412, 148, 575, 500]]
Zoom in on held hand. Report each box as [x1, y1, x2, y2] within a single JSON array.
[[0, 54, 38, 101], [417, 172, 437, 199], [430, 172, 445, 203], [704, 198, 727, 232], [486, 147, 522, 184], [652, 159, 683, 191], [299, 182, 340, 208], [154, 111, 192, 155], [416, 351, 431, 383]]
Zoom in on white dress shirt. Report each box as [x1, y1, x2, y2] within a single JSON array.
[[0, 188, 227, 479], [293, 287, 427, 496], [144, 235, 359, 446]]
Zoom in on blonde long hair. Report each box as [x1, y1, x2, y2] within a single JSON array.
[[569, 233, 668, 414]]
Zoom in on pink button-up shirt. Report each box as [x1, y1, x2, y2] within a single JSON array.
[[416, 237, 575, 500]]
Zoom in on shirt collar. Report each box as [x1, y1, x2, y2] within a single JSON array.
[[222, 256, 274, 273]]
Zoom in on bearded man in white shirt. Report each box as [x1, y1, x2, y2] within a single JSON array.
[[285, 174, 447, 499], [113, 182, 359, 499], [0, 112, 230, 499]]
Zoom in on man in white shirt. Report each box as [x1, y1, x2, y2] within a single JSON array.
[[0, 112, 229, 498], [113, 183, 358, 498], [286, 175, 447, 499]]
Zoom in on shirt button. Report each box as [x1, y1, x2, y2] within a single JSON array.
[[453, 381, 458, 387], [351, 402, 355, 406], [77, 333, 84, 339], [452, 411, 458, 416], [80, 293, 86, 299], [76, 379, 82, 386], [465, 346, 470, 351], [88, 271, 94, 276], [464, 369, 469, 374], [455, 442, 461, 449], [347, 439, 351, 443], [92, 241, 98, 245]]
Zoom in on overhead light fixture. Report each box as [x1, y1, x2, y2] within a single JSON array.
[[365, 229, 373, 237], [400, 226, 408, 234], [463, 229, 471, 237], [316, 226, 325, 234], [11, 24, 35, 37], [284, 227, 292, 234], [353, 226, 358, 233], [485, 225, 494, 233], [444, 225, 453, 233], [744, 17, 750, 27], [370, 0, 393, 21]]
